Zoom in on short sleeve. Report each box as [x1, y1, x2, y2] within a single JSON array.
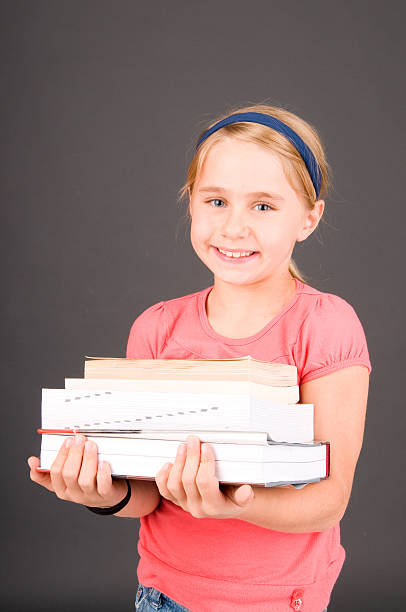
[[294, 293, 372, 384], [126, 301, 168, 359]]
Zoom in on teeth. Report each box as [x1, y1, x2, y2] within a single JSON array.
[[218, 248, 254, 258]]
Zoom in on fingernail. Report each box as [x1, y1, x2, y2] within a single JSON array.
[[177, 443, 186, 457], [65, 437, 73, 448], [85, 440, 95, 451], [74, 435, 84, 445], [244, 486, 254, 501], [187, 437, 197, 451]]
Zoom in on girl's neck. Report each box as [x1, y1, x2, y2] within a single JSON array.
[[206, 274, 298, 339]]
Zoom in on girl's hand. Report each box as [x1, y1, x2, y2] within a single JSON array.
[[27, 434, 127, 508], [155, 435, 255, 519]]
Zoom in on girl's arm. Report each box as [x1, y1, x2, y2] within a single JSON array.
[[154, 365, 369, 531], [236, 365, 370, 532], [115, 479, 161, 518]]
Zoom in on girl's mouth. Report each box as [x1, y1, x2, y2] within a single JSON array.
[[212, 246, 259, 263]]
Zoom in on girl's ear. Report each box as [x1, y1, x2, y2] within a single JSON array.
[[297, 200, 325, 242]]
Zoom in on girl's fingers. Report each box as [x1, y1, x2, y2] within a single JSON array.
[[50, 436, 74, 497], [166, 442, 188, 502], [96, 461, 113, 497], [155, 462, 174, 500], [77, 440, 99, 495], [96, 463, 129, 507], [195, 443, 220, 501], [27, 456, 55, 492], [181, 436, 203, 505], [61, 435, 87, 496]]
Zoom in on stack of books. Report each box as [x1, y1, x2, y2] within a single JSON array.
[[38, 356, 330, 488]]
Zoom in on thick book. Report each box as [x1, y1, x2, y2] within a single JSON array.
[[41, 388, 314, 443], [38, 430, 329, 487], [37, 358, 323, 487], [84, 356, 298, 387], [65, 378, 299, 404]]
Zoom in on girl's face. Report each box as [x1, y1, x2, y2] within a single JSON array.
[[189, 137, 321, 288]]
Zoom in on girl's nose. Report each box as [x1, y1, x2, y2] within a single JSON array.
[[220, 209, 250, 239]]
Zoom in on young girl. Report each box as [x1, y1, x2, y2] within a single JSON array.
[[28, 104, 371, 612]]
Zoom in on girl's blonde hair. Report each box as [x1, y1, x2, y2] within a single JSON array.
[[178, 103, 330, 283]]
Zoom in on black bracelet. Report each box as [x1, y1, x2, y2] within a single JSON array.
[[86, 478, 132, 515]]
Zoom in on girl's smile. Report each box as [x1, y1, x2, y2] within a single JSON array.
[[212, 245, 259, 263]]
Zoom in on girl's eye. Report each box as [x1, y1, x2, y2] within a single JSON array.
[[255, 203, 273, 212], [207, 199, 274, 211]]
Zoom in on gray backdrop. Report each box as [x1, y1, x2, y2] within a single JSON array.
[[2, 1, 404, 610]]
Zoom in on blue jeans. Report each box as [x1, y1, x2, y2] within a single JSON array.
[[135, 585, 190, 611], [135, 583, 328, 611]]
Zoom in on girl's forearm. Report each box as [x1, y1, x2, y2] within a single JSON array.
[[237, 477, 347, 533], [114, 479, 161, 518]]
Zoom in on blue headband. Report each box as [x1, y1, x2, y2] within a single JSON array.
[[195, 111, 322, 198]]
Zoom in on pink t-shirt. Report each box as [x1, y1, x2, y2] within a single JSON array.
[[126, 279, 372, 612]]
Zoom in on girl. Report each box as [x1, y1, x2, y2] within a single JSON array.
[[28, 104, 371, 612]]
